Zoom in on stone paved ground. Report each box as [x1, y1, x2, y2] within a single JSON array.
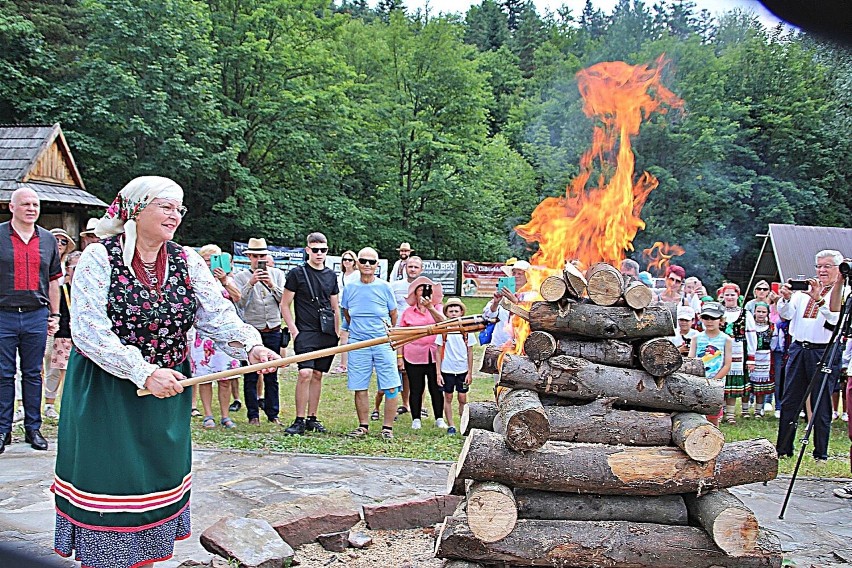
[[1, 444, 850, 567]]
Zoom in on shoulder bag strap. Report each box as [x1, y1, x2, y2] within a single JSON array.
[[302, 265, 319, 304]]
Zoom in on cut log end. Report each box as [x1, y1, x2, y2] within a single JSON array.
[[623, 281, 654, 310], [523, 331, 557, 363], [715, 507, 760, 556], [684, 424, 726, 462], [540, 275, 569, 302], [638, 338, 684, 377], [586, 263, 625, 306], [465, 481, 518, 543]]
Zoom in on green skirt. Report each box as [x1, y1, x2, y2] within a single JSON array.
[[53, 350, 192, 529]]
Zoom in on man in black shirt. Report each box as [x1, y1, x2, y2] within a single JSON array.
[[280, 232, 340, 435]]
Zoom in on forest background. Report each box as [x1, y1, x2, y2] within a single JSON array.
[[1, 0, 850, 284]]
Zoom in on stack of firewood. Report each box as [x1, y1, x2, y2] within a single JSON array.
[[436, 263, 783, 567]]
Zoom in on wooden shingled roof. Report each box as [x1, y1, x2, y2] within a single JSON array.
[[0, 123, 107, 207]]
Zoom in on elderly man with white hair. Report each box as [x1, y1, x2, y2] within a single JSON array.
[[0, 186, 62, 454], [775, 249, 843, 462]]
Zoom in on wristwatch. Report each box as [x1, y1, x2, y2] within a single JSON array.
[[49, 313, 61, 319]]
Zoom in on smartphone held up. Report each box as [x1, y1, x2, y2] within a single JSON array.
[[209, 253, 232, 274]]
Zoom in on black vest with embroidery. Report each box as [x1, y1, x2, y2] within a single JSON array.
[[104, 236, 197, 368]]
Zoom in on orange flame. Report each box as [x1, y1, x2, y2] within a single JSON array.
[[642, 241, 685, 276], [509, 57, 683, 355]]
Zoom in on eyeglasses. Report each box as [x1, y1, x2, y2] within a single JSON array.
[[358, 258, 378, 265], [668, 276, 682, 283], [814, 264, 837, 270], [755, 287, 769, 291], [342, 258, 355, 263], [56, 238, 69, 245], [700, 315, 721, 321], [149, 203, 187, 217], [309, 247, 328, 253]]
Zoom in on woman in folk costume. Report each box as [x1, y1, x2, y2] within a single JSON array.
[[718, 282, 757, 424], [53, 176, 279, 568]]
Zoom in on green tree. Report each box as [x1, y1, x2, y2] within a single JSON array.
[[464, 0, 510, 52], [0, 3, 53, 122]]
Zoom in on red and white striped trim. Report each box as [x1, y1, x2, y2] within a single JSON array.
[[52, 473, 191, 514]]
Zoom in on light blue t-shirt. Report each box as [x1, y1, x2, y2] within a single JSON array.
[[695, 331, 731, 379], [341, 278, 397, 341]]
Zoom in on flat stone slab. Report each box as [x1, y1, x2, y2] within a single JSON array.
[[317, 531, 349, 552], [363, 494, 463, 530], [200, 516, 294, 568], [247, 491, 361, 548]]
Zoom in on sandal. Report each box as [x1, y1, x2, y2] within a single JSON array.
[[191, 408, 202, 418], [381, 428, 394, 441], [396, 406, 409, 415], [220, 417, 236, 429], [202, 416, 216, 429], [332, 365, 347, 374], [725, 417, 737, 425], [347, 426, 369, 439], [370, 410, 380, 421]]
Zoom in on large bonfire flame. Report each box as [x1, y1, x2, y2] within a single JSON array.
[[642, 241, 686, 276], [508, 57, 683, 354]]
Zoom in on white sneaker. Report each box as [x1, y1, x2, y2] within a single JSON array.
[[436, 418, 448, 429], [12, 407, 24, 423], [411, 419, 421, 430], [843, 412, 849, 422], [44, 404, 59, 419], [763, 402, 774, 412]]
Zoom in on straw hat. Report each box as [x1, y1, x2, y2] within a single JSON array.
[[398, 242, 413, 252], [79, 218, 99, 236], [501, 259, 531, 277], [406, 276, 443, 306], [50, 228, 76, 253], [442, 297, 466, 316], [245, 237, 270, 255]]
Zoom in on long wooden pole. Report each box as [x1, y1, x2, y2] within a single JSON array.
[[136, 336, 392, 396], [136, 315, 486, 396]]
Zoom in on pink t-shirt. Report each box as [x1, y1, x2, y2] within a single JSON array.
[[400, 304, 443, 364]]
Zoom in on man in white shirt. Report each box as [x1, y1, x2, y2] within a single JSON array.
[[775, 249, 842, 461]]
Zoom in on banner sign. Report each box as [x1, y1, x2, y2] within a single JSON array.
[[461, 261, 505, 297], [422, 260, 458, 295], [233, 242, 388, 278]]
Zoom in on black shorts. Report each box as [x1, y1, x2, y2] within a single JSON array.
[[441, 372, 469, 394], [294, 331, 339, 372]]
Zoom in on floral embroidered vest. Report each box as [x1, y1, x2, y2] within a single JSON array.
[[104, 236, 198, 368]]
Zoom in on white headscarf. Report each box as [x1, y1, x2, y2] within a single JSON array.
[[95, 176, 184, 270]]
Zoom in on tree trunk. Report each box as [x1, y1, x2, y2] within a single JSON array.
[[585, 263, 625, 306], [496, 389, 550, 452], [455, 429, 777, 495], [514, 489, 688, 525], [680, 356, 706, 378], [523, 331, 557, 363], [499, 354, 724, 415], [556, 338, 633, 367], [539, 275, 568, 302], [461, 402, 498, 436], [684, 489, 760, 557], [545, 397, 671, 445], [479, 343, 502, 375], [462, 398, 671, 446], [563, 264, 587, 299], [637, 337, 683, 376], [671, 412, 725, 462], [529, 301, 676, 340], [436, 516, 782, 567], [465, 481, 518, 543], [623, 281, 653, 310]]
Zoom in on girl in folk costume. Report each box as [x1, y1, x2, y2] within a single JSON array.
[[718, 283, 757, 424], [52, 177, 279, 568], [747, 302, 775, 418]]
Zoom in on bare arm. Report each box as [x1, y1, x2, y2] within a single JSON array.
[[330, 294, 340, 336], [280, 289, 297, 336], [390, 308, 398, 327]]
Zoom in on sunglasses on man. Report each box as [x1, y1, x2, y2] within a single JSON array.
[[358, 258, 378, 265], [309, 247, 328, 253]]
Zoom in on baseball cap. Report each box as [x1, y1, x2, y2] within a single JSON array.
[[676, 305, 695, 321], [700, 302, 724, 319]]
